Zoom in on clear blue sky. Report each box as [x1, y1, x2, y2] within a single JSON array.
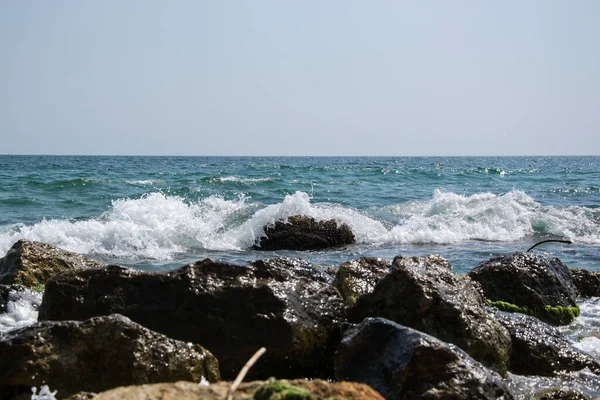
[[1, 1, 598, 156]]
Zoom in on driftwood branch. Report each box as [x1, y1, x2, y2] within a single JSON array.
[[225, 347, 267, 400], [526, 239, 572, 252]]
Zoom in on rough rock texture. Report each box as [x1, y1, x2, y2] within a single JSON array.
[[570, 268, 600, 298], [334, 318, 514, 400], [39, 258, 345, 380], [0, 314, 220, 399], [78, 379, 384, 400], [0, 240, 103, 288], [346, 255, 511, 375], [469, 252, 579, 325], [532, 388, 591, 400], [252, 215, 355, 251], [332, 257, 391, 308], [495, 311, 600, 376]]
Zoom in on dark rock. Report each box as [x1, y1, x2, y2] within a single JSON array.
[[570, 268, 600, 298], [334, 317, 514, 400], [0, 240, 103, 288], [86, 379, 385, 400], [0, 314, 220, 399], [333, 257, 391, 307], [251, 215, 355, 250], [495, 311, 600, 376], [39, 258, 345, 380], [346, 254, 511, 375], [469, 252, 579, 325]]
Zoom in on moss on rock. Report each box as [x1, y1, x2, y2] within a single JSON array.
[[254, 378, 314, 400], [485, 299, 580, 324]]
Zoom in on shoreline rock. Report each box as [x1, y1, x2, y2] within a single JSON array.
[[469, 252, 579, 325], [39, 258, 345, 381], [0, 240, 103, 289], [0, 314, 220, 399], [251, 215, 355, 251], [345, 254, 511, 375]]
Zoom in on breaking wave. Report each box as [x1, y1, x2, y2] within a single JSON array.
[[0, 190, 599, 260]]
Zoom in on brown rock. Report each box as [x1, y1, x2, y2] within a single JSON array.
[[0, 240, 103, 288]]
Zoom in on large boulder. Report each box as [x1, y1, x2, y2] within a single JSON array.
[[0, 314, 220, 399], [334, 317, 514, 400], [469, 252, 579, 325], [346, 255, 511, 375], [495, 311, 600, 376], [39, 258, 345, 380], [570, 268, 600, 298], [333, 257, 391, 308], [74, 379, 384, 400], [251, 215, 355, 250], [0, 240, 103, 288]]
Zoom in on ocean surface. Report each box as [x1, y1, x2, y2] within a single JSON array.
[[1, 155, 600, 397]]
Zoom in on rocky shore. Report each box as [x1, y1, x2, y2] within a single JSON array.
[[1, 225, 600, 399]]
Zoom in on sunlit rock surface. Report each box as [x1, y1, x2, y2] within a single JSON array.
[[335, 317, 514, 400], [69, 379, 384, 400], [346, 254, 511, 375], [0, 314, 219, 399], [332, 257, 391, 308], [470, 252, 579, 325], [0, 240, 103, 288], [39, 258, 345, 380]]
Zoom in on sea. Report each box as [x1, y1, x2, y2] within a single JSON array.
[[1, 155, 599, 397]]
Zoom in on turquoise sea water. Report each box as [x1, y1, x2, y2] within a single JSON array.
[[1, 155, 599, 273]]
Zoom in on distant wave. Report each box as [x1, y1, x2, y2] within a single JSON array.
[[1, 190, 599, 260]]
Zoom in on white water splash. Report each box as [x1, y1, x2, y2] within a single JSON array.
[[1, 190, 599, 260], [31, 385, 57, 400], [0, 288, 42, 333]]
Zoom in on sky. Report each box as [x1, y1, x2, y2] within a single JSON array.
[[0, 1, 599, 156]]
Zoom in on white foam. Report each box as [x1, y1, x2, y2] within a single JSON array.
[[0, 288, 42, 333], [31, 385, 57, 400], [0, 189, 599, 260]]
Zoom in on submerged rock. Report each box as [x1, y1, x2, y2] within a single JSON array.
[[0, 314, 220, 399], [251, 215, 355, 250], [469, 252, 579, 325], [570, 268, 600, 298], [346, 254, 511, 375], [39, 258, 345, 380], [332, 257, 391, 308], [0, 240, 103, 289], [495, 311, 600, 377], [82, 379, 384, 400], [334, 317, 514, 400]]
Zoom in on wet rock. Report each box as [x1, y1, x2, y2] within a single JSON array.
[[346, 254, 511, 375], [507, 370, 600, 400], [0, 240, 103, 288], [0, 314, 220, 399], [334, 317, 514, 400], [332, 257, 391, 307], [469, 252, 579, 325], [84, 379, 384, 400], [495, 311, 600, 376], [570, 268, 600, 298], [39, 258, 345, 380], [251, 215, 355, 250]]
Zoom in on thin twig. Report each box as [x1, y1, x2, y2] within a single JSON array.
[[526, 239, 572, 252], [225, 347, 267, 400]]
